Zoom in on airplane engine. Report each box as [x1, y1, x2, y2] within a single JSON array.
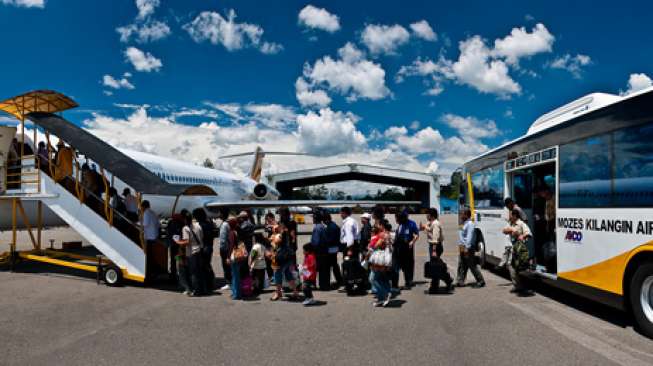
[[253, 183, 269, 199], [252, 183, 280, 200]]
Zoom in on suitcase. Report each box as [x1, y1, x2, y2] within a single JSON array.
[[424, 261, 432, 279], [241, 275, 254, 297], [342, 258, 366, 295]]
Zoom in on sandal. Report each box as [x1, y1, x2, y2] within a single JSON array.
[[270, 292, 282, 301]]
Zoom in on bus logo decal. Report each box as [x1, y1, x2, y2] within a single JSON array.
[[565, 230, 583, 243]]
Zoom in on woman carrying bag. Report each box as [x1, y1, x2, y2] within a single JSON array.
[[226, 216, 247, 300], [367, 220, 394, 307]]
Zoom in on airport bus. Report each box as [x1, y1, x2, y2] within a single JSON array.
[[460, 87, 653, 337]]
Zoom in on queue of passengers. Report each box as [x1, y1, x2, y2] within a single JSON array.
[[142, 200, 541, 305], [153, 205, 472, 307]]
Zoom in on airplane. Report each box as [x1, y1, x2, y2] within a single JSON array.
[[1, 132, 418, 231]]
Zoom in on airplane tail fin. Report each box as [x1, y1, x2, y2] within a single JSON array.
[[249, 146, 265, 182]]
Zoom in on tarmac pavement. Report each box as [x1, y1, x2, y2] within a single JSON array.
[[1, 214, 652, 366]]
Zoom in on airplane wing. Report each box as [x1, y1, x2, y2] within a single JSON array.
[[204, 200, 421, 209]]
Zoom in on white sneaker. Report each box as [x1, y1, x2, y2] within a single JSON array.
[[382, 296, 391, 307], [220, 284, 230, 290], [302, 298, 316, 306], [373, 301, 383, 307]]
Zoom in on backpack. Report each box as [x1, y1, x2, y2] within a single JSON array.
[[511, 239, 530, 271], [469, 229, 480, 253]]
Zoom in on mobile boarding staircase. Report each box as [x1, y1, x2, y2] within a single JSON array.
[[0, 91, 210, 286]]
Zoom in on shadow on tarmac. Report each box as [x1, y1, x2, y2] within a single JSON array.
[[487, 267, 633, 329]]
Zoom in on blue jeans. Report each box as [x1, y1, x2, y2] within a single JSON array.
[[273, 262, 294, 285], [231, 261, 242, 300], [371, 270, 390, 301]]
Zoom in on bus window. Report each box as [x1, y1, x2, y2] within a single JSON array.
[[512, 173, 532, 209], [613, 123, 653, 207], [559, 134, 611, 207], [472, 164, 504, 208]]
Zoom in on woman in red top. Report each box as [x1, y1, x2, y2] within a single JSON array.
[[301, 243, 318, 306], [368, 220, 393, 307]]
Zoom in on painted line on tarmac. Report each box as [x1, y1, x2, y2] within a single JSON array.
[[541, 302, 653, 362], [508, 301, 651, 366]]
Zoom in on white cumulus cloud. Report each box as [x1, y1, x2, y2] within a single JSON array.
[[410, 20, 437, 41], [183, 9, 283, 54], [301, 42, 390, 102], [451, 36, 521, 97], [621, 73, 653, 96], [361, 24, 410, 55], [493, 23, 554, 65], [297, 108, 366, 155], [441, 114, 499, 139], [243, 103, 296, 128], [117, 20, 171, 44], [547, 53, 592, 79], [1, 0, 43, 8], [102, 73, 135, 90], [135, 0, 159, 20], [81, 104, 434, 178], [298, 5, 340, 33], [396, 24, 559, 97], [295, 78, 332, 108], [124, 47, 162, 72], [383, 113, 500, 167]]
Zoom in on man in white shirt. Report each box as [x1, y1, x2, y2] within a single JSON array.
[[141, 200, 161, 280], [340, 206, 360, 259], [455, 209, 485, 288]]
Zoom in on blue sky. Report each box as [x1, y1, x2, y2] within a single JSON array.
[[1, 0, 652, 181]]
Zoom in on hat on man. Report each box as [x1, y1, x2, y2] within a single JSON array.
[[238, 211, 249, 219], [361, 213, 372, 220]]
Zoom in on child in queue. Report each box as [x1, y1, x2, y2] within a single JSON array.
[[249, 236, 268, 295], [301, 243, 318, 306]]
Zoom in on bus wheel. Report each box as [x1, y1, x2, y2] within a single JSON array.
[[103, 265, 123, 287], [630, 263, 653, 338]]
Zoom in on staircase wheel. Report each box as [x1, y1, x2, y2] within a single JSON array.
[[103, 265, 123, 287]]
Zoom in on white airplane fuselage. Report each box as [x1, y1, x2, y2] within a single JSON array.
[[0, 146, 279, 231]]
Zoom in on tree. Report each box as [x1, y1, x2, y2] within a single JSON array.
[[441, 170, 463, 200], [291, 187, 311, 199], [309, 185, 328, 200], [202, 158, 214, 169]]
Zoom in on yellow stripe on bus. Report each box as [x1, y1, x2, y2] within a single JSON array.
[[559, 242, 653, 295]]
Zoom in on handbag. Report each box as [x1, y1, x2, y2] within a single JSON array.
[[369, 247, 392, 268]]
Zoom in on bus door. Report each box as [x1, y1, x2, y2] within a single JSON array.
[[508, 163, 557, 274]]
